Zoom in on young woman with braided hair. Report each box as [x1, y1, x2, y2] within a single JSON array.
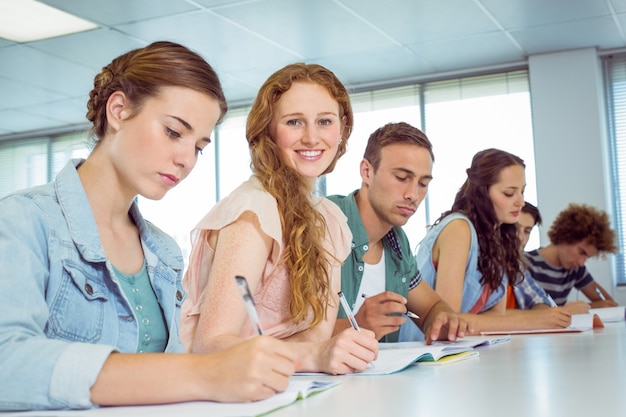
[[0, 41, 297, 411]]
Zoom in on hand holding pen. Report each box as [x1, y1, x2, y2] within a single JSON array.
[[591, 286, 618, 307], [343, 291, 411, 340], [361, 293, 420, 319]]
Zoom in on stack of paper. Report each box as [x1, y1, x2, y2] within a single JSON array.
[[589, 306, 625, 323]]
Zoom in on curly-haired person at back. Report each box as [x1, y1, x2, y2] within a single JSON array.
[[526, 203, 619, 308]]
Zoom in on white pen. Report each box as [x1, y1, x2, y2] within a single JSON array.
[[235, 275, 264, 335], [361, 293, 420, 319], [338, 291, 360, 331], [405, 310, 421, 319], [547, 294, 558, 308], [595, 287, 607, 301]]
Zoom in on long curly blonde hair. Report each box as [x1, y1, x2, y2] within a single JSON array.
[[246, 63, 353, 326]]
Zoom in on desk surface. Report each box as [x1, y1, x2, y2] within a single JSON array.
[[8, 323, 626, 417], [274, 322, 626, 417]]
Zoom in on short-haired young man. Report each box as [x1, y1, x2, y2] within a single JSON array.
[[328, 122, 468, 343]]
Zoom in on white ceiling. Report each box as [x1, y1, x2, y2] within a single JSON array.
[[2, 0, 626, 139]]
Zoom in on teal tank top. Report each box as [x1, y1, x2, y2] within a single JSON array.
[[113, 261, 168, 352]]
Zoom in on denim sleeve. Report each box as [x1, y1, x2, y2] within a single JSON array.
[[0, 195, 115, 411]]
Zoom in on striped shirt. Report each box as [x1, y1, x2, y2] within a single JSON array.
[[524, 249, 594, 306]]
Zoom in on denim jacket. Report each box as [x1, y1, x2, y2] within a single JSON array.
[[415, 212, 506, 313], [0, 160, 185, 411]]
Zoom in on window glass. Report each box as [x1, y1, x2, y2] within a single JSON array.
[[215, 108, 252, 200], [423, 71, 538, 250], [50, 131, 90, 176]]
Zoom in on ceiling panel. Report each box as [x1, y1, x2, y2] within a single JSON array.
[[114, 10, 303, 73], [2, 0, 626, 139], [512, 16, 626, 53], [611, 0, 626, 14], [317, 46, 436, 87], [39, 0, 200, 26], [0, 45, 94, 96], [24, 97, 90, 125], [408, 32, 526, 73], [214, 0, 399, 59], [339, 0, 500, 44], [480, 0, 611, 28], [0, 77, 67, 108], [28, 29, 146, 73], [0, 108, 70, 133]]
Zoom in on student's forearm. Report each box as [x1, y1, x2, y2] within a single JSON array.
[[461, 308, 570, 333], [191, 333, 242, 354], [505, 304, 550, 314], [584, 283, 618, 307], [458, 312, 519, 333], [93, 338, 298, 405], [421, 299, 449, 324], [91, 353, 206, 405]]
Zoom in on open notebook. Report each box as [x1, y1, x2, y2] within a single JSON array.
[[379, 335, 510, 369], [2, 379, 340, 417], [297, 335, 509, 376]]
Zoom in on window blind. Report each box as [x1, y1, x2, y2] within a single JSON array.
[[604, 54, 626, 284], [0, 138, 48, 198]]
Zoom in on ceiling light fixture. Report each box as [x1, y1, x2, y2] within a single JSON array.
[[0, 0, 98, 43]]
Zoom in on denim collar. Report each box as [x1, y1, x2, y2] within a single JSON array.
[[54, 159, 180, 269]]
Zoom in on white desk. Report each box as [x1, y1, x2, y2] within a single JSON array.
[[7, 323, 626, 417], [275, 322, 626, 417]]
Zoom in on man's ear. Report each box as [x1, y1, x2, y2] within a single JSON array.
[[360, 158, 373, 184], [106, 91, 130, 132]]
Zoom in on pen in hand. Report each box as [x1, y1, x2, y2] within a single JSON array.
[[595, 287, 607, 301], [235, 275, 264, 335], [405, 310, 420, 319], [338, 291, 360, 331], [361, 293, 420, 319]]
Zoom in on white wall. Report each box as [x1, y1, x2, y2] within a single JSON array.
[[528, 48, 624, 304]]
